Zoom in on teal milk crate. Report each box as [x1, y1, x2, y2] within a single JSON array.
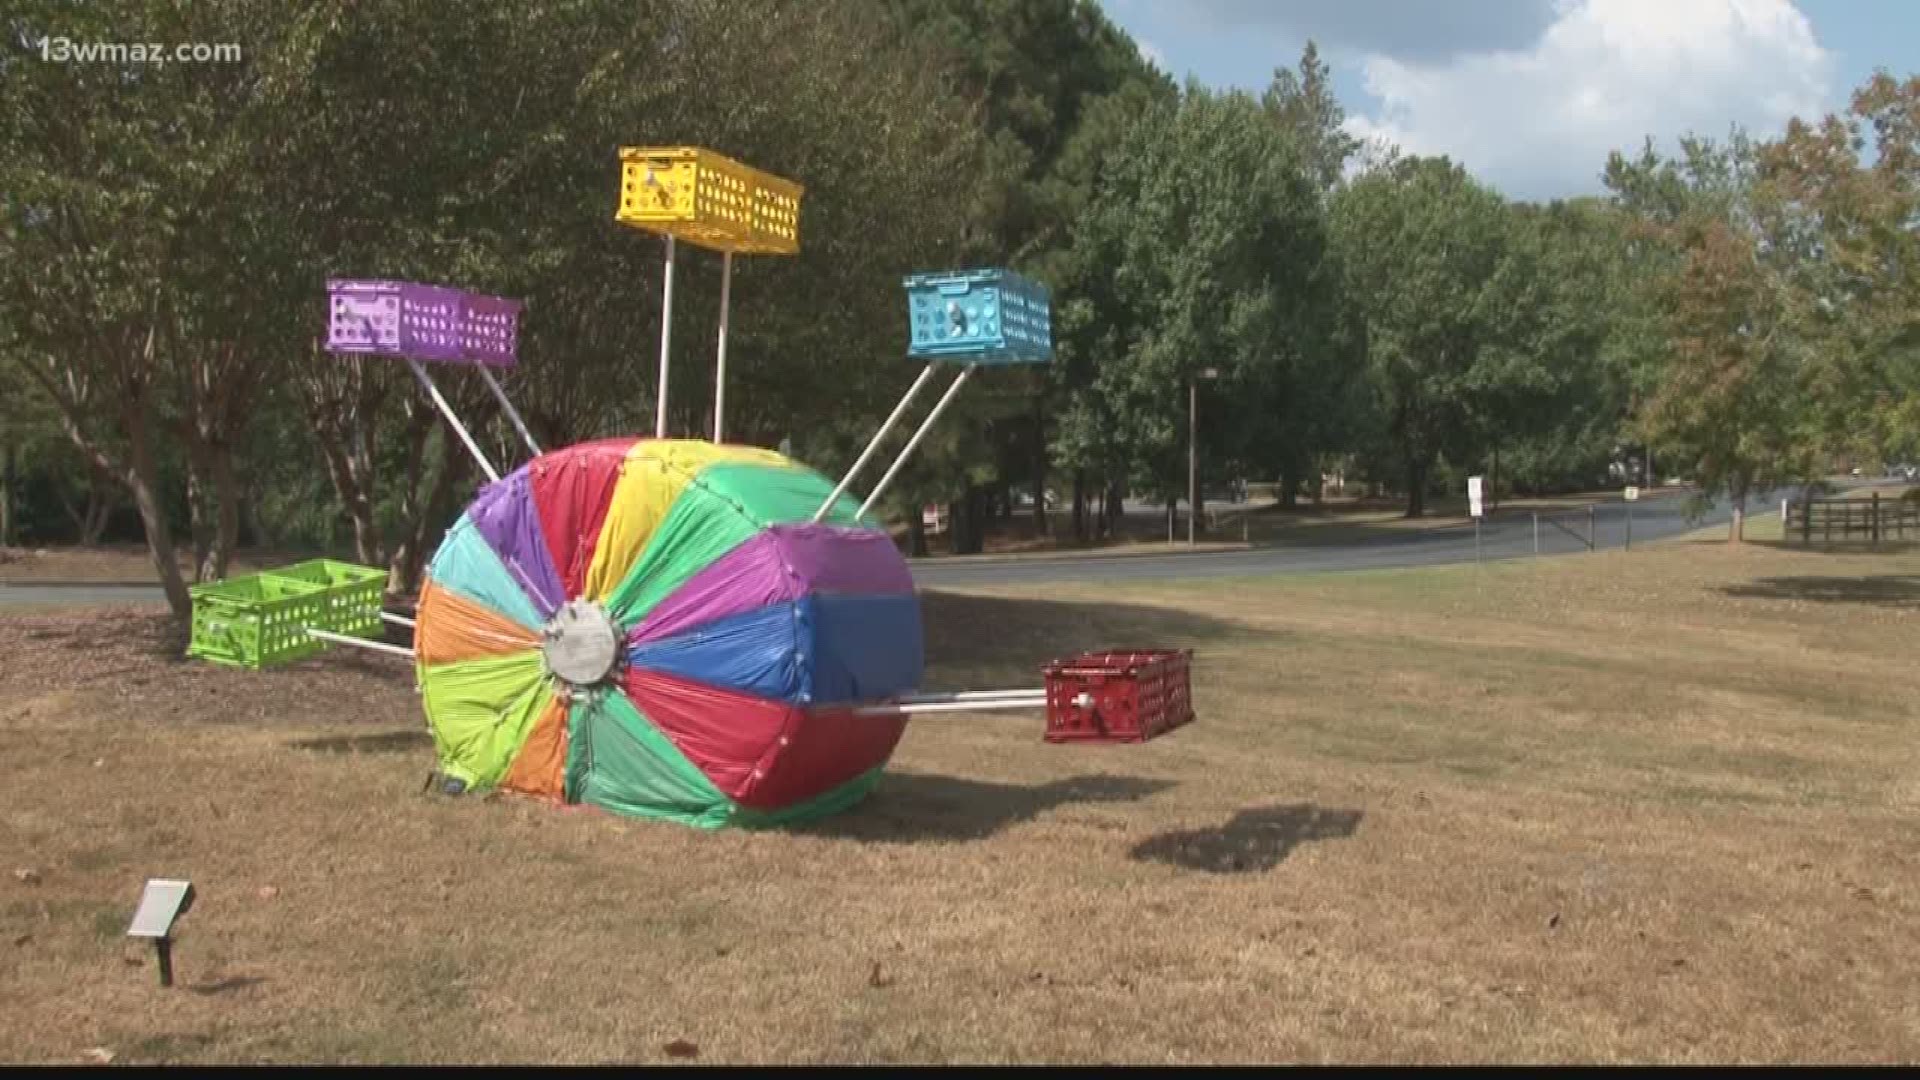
[[904, 268, 1053, 364], [262, 559, 388, 638], [187, 573, 332, 669]]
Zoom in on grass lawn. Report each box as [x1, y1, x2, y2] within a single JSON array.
[[2, 539, 1917, 1063]]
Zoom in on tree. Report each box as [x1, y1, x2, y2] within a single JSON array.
[[1331, 156, 1511, 517]]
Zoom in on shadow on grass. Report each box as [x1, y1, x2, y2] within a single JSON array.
[[797, 772, 1175, 843], [1720, 575, 1920, 607], [189, 975, 267, 996], [1130, 804, 1362, 874], [289, 729, 432, 754], [918, 592, 1241, 688]]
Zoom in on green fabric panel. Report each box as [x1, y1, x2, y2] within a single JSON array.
[[569, 689, 734, 828], [604, 462, 865, 624], [732, 765, 887, 829], [428, 514, 546, 631], [421, 651, 553, 788]]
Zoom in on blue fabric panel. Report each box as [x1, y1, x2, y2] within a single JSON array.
[[807, 593, 925, 705], [626, 601, 808, 702]]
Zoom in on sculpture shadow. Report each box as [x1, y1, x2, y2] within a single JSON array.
[[1130, 804, 1362, 874], [796, 771, 1175, 843], [1720, 575, 1920, 607], [288, 729, 433, 754], [917, 590, 1243, 690]]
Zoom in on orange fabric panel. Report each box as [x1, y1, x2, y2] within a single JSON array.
[[500, 695, 570, 802], [415, 579, 539, 666]]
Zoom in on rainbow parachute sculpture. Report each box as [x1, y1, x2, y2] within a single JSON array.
[[414, 438, 924, 829]]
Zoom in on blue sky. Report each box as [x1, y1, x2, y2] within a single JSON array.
[[1101, 0, 1919, 201]]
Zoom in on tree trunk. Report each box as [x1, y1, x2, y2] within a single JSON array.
[[201, 443, 241, 582], [1728, 473, 1750, 544], [1071, 468, 1088, 543], [1165, 497, 1177, 541], [0, 441, 12, 547], [1490, 445, 1501, 514], [81, 489, 110, 546], [1105, 478, 1124, 538], [1405, 454, 1431, 519], [124, 412, 192, 619], [1279, 460, 1300, 509], [906, 512, 929, 558], [186, 447, 213, 580]]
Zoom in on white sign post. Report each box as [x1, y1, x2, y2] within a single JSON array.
[[1467, 475, 1484, 563]]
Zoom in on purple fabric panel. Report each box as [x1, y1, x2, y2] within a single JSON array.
[[627, 524, 912, 645], [627, 530, 792, 644], [465, 467, 565, 618], [765, 523, 915, 595]]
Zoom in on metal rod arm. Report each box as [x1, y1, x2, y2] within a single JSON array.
[[405, 358, 500, 484], [380, 612, 416, 628], [813, 364, 938, 522], [656, 235, 677, 438], [476, 364, 540, 457], [852, 696, 1047, 718], [306, 627, 416, 659], [713, 250, 732, 444], [893, 688, 1046, 704], [857, 364, 976, 521]]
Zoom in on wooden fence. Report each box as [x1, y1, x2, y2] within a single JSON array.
[[1783, 493, 1920, 545]]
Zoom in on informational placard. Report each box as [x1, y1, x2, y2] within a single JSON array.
[[127, 879, 194, 939], [1625, 486, 1640, 502], [1468, 476, 1484, 519]]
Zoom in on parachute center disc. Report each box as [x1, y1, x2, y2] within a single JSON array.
[[542, 599, 620, 687]]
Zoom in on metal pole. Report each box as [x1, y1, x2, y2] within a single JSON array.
[[1588, 504, 1596, 551], [1188, 378, 1197, 545], [475, 364, 540, 457], [813, 364, 937, 522], [1626, 502, 1632, 550], [656, 234, 677, 438], [1533, 512, 1539, 556], [1474, 517, 1481, 563], [306, 627, 416, 659], [857, 364, 976, 521], [713, 250, 733, 443], [155, 938, 174, 988], [894, 688, 1047, 704], [852, 696, 1048, 718], [380, 612, 416, 628], [404, 358, 499, 484]]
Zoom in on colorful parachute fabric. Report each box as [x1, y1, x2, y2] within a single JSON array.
[[416, 439, 925, 829]]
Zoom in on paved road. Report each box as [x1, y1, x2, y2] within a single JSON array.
[[1, 485, 1825, 607], [910, 485, 1813, 589]]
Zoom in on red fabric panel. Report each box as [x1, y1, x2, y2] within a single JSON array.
[[739, 706, 907, 812], [531, 437, 638, 599], [620, 670, 907, 809], [621, 669, 793, 801]]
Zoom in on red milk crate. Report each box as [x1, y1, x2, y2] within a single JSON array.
[[1042, 649, 1194, 743]]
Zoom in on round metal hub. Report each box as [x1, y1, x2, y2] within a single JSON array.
[[542, 600, 620, 686]]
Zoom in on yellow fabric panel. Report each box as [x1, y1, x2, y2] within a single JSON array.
[[580, 439, 788, 603]]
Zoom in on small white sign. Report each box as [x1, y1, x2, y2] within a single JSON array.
[[1467, 476, 1484, 518], [127, 879, 194, 940], [1624, 486, 1640, 502]]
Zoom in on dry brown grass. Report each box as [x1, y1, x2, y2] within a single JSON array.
[[3, 541, 1918, 1064]]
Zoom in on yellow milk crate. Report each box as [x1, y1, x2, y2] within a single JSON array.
[[615, 147, 803, 255]]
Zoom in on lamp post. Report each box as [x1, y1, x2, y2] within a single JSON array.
[[1189, 367, 1219, 545]]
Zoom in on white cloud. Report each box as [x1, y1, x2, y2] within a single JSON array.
[[1342, 0, 1834, 200], [1137, 37, 1166, 72]]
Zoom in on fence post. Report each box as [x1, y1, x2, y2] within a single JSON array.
[[1781, 498, 1789, 541], [1588, 504, 1596, 551], [1625, 501, 1632, 551], [1533, 512, 1539, 556], [1803, 493, 1813, 545], [1872, 492, 1881, 547]]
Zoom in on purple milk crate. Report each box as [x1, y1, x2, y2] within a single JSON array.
[[325, 279, 521, 367]]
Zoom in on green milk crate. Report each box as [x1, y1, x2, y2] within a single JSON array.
[[262, 559, 387, 639], [187, 573, 333, 669]]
